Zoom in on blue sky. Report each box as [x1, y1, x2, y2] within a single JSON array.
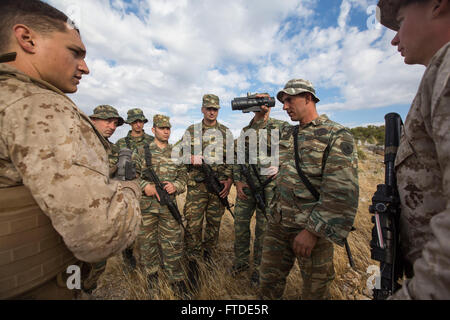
[[47, 0, 424, 142]]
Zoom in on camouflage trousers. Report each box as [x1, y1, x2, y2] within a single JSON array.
[[233, 186, 275, 272], [183, 183, 226, 258], [260, 222, 335, 300], [137, 206, 185, 282]]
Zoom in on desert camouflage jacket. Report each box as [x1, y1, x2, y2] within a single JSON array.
[[390, 41, 450, 300], [181, 120, 233, 185], [116, 130, 155, 152], [271, 114, 359, 246], [233, 116, 289, 186], [134, 141, 187, 212], [0, 63, 141, 263]]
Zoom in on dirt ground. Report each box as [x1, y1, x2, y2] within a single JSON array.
[[91, 148, 384, 300]]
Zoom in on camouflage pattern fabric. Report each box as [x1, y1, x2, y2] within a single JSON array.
[[233, 117, 289, 272], [260, 223, 335, 300], [133, 141, 188, 281], [180, 121, 233, 258], [0, 63, 142, 263], [153, 114, 171, 128], [276, 78, 320, 103], [203, 94, 221, 109], [259, 114, 359, 299], [125, 108, 148, 124], [389, 42, 450, 300], [115, 130, 155, 152], [89, 104, 124, 126]]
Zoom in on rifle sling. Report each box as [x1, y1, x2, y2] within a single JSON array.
[[293, 125, 320, 201]]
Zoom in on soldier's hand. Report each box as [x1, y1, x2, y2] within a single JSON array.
[[235, 181, 249, 200], [163, 181, 176, 195], [292, 229, 318, 258], [191, 155, 204, 166], [144, 184, 160, 201], [219, 178, 233, 198]]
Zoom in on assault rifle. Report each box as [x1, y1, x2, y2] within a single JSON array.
[[238, 164, 273, 220], [201, 160, 234, 218], [142, 145, 187, 234], [369, 113, 404, 300]]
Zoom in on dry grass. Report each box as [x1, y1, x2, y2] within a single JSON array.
[[91, 148, 384, 300]]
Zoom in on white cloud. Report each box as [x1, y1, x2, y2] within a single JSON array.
[[47, 0, 422, 144]]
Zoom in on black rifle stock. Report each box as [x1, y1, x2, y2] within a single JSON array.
[[201, 160, 234, 218], [239, 164, 272, 220], [142, 145, 188, 234], [369, 112, 403, 300]]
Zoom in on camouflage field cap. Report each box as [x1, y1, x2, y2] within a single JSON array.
[[153, 114, 172, 128], [126, 108, 148, 124], [202, 94, 220, 109], [89, 105, 124, 126], [377, 0, 404, 31], [276, 79, 320, 103]]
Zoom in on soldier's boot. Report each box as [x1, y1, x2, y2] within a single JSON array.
[[228, 263, 249, 277], [171, 281, 190, 300], [122, 246, 136, 272], [186, 259, 200, 294], [250, 270, 260, 287]]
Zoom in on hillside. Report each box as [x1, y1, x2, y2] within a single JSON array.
[[90, 146, 384, 300]]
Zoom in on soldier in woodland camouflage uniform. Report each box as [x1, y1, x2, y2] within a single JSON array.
[[180, 94, 233, 263], [83, 105, 125, 293], [134, 115, 189, 298], [0, 0, 141, 299], [231, 93, 289, 286], [259, 79, 359, 300], [89, 105, 124, 169], [376, 0, 450, 299], [115, 108, 154, 269], [116, 108, 155, 151]]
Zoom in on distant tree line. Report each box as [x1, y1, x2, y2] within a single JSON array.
[[350, 125, 385, 146]]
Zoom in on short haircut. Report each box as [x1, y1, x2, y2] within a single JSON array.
[[0, 0, 77, 52], [297, 92, 320, 104]]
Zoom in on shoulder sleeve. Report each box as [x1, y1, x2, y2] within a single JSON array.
[[306, 126, 359, 246], [2, 93, 142, 263]]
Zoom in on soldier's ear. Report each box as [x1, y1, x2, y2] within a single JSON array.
[[152, 127, 156, 135], [13, 25, 37, 54], [431, 0, 449, 18]]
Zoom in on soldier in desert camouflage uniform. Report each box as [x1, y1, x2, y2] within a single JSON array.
[[377, 0, 450, 299], [134, 114, 189, 298], [180, 94, 233, 263], [231, 93, 289, 287], [116, 108, 155, 151], [83, 105, 125, 294], [0, 0, 141, 300], [259, 79, 359, 300]]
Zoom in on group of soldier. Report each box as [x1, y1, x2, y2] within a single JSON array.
[[1, 0, 449, 300]]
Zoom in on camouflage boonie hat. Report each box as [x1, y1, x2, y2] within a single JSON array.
[[202, 94, 220, 109], [126, 108, 148, 124], [377, 0, 404, 31], [89, 105, 124, 126], [153, 114, 171, 128], [276, 79, 320, 103]]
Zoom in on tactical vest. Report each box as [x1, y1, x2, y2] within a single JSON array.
[[0, 186, 76, 299]]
